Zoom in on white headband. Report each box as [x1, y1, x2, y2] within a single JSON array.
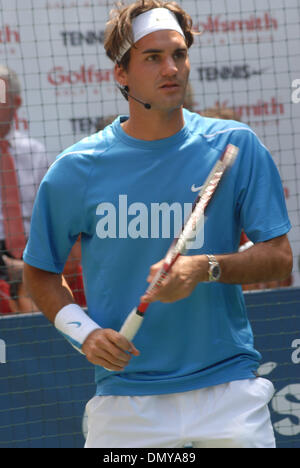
[[116, 8, 185, 63]]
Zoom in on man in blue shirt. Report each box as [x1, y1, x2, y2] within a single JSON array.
[[23, 0, 293, 448]]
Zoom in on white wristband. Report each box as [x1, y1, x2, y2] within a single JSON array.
[[54, 304, 101, 354]]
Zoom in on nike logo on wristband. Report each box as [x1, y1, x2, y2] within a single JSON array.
[[67, 321, 82, 328]]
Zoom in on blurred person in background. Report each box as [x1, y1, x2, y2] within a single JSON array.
[[62, 235, 86, 308], [0, 65, 88, 313], [0, 65, 49, 314], [95, 115, 118, 132]]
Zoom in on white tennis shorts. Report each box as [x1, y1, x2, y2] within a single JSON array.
[[84, 377, 276, 448]]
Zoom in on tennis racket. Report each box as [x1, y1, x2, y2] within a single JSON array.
[[119, 143, 239, 341]]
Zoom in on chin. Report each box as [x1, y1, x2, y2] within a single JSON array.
[[157, 96, 185, 112]]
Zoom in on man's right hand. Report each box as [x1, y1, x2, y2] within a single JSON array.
[[82, 328, 140, 371]]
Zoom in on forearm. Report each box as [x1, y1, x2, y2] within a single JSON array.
[[23, 263, 140, 371], [198, 235, 293, 285], [23, 263, 97, 351], [216, 243, 291, 284], [143, 235, 293, 304], [23, 263, 75, 323]]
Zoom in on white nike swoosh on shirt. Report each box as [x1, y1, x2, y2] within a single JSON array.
[[191, 184, 203, 192]]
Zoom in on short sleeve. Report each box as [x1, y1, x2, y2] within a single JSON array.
[[233, 129, 291, 243], [23, 152, 92, 273]]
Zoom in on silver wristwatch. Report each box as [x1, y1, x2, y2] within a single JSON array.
[[206, 255, 221, 282]]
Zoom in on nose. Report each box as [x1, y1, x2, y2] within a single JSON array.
[[160, 56, 178, 77]]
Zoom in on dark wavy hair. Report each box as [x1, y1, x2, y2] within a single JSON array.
[[104, 0, 195, 71]]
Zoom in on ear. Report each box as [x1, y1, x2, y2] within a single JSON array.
[[114, 63, 128, 88]]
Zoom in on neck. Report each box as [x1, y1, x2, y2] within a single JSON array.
[[121, 104, 185, 141]]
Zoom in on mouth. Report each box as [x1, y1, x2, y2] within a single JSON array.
[[159, 82, 180, 90]]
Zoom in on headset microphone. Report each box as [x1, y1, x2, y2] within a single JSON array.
[[122, 86, 151, 110]]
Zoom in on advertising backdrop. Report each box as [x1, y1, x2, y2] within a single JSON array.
[[0, 0, 299, 283]]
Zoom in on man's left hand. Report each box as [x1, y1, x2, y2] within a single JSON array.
[[141, 255, 208, 304]]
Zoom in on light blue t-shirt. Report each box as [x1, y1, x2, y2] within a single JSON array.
[[24, 109, 291, 396]]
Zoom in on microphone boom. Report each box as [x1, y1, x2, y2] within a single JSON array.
[[122, 85, 151, 110]]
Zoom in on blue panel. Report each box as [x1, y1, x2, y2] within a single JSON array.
[[0, 288, 299, 448], [245, 288, 300, 448], [0, 314, 95, 448]]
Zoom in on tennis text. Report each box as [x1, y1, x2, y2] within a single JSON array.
[[0, 339, 6, 364], [291, 79, 300, 104], [96, 195, 205, 249]]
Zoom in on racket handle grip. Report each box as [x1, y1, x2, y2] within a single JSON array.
[[119, 307, 144, 341], [104, 308, 144, 371]]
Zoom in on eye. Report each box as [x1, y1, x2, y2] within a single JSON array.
[[173, 50, 187, 60], [146, 54, 159, 62]]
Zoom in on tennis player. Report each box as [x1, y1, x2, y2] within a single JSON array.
[[23, 0, 293, 448]]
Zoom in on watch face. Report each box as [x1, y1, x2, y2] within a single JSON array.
[[211, 264, 221, 280]]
